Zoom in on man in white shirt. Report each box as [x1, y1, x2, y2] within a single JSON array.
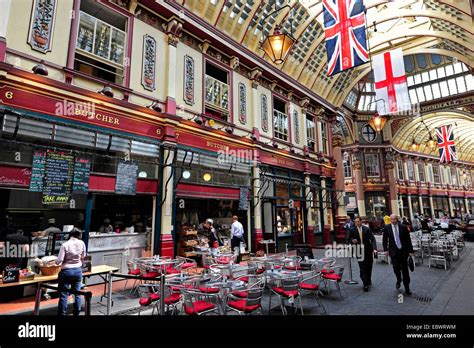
[[231, 215, 244, 263]]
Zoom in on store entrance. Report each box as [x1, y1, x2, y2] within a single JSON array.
[[261, 198, 305, 253]]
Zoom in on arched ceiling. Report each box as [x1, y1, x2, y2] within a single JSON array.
[[177, 0, 473, 107], [391, 112, 474, 163]]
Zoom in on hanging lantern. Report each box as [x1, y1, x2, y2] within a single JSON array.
[[426, 134, 437, 150], [260, 26, 296, 65], [367, 113, 387, 133], [411, 138, 420, 152]]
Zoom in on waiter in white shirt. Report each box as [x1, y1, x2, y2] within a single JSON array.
[[231, 215, 244, 264]]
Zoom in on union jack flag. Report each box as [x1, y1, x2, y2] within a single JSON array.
[[322, 0, 369, 76], [436, 125, 456, 164]]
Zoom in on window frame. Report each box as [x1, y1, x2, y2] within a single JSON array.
[[417, 162, 425, 182], [305, 113, 317, 151], [364, 153, 381, 178], [432, 164, 440, 184]]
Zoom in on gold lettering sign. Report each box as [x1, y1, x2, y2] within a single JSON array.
[[156, 128, 162, 135], [206, 141, 229, 151], [4, 91, 13, 100]]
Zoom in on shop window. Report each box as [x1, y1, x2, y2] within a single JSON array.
[[365, 154, 380, 177], [74, 0, 127, 84], [396, 160, 404, 180], [343, 158, 352, 178], [273, 98, 288, 141], [450, 167, 458, 186], [407, 160, 415, 181], [432, 165, 440, 184], [204, 61, 229, 121], [417, 163, 425, 182], [306, 114, 316, 150]]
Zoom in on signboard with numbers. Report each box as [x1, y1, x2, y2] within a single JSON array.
[[29, 150, 46, 192], [72, 157, 91, 194], [115, 160, 138, 195], [42, 150, 74, 204]]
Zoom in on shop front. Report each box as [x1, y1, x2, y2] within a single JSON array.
[[432, 196, 450, 218], [0, 101, 163, 275]]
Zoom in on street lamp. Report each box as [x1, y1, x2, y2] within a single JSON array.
[[367, 113, 387, 133], [411, 137, 420, 152]]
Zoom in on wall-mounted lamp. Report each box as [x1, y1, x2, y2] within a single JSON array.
[[182, 170, 191, 179], [189, 115, 204, 125], [99, 85, 114, 98], [32, 61, 48, 76], [148, 101, 162, 113], [224, 125, 234, 134], [203, 172, 212, 182]]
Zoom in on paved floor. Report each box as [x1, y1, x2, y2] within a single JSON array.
[[4, 242, 473, 316]]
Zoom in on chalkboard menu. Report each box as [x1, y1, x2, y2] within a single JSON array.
[[115, 160, 138, 195], [42, 151, 74, 204], [29, 150, 46, 192], [72, 157, 91, 194], [2, 265, 20, 284], [239, 187, 248, 210]]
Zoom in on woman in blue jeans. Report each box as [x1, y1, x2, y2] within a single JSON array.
[[55, 229, 86, 316]]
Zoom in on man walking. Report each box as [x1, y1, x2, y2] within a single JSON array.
[[383, 214, 415, 295], [348, 217, 377, 292], [230, 215, 244, 264]]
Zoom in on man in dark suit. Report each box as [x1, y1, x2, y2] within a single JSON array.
[[383, 214, 415, 295], [348, 217, 377, 292]]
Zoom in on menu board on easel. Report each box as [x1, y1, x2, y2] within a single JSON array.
[[29, 150, 46, 192], [72, 157, 91, 194], [115, 160, 138, 195], [42, 150, 74, 204]]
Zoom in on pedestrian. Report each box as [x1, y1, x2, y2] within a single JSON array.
[[56, 229, 86, 316], [205, 219, 218, 256], [382, 214, 415, 295], [230, 215, 244, 264], [348, 217, 377, 292]]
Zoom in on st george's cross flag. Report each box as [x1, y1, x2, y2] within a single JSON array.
[[373, 48, 411, 115], [436, 125, 456, 164], [322, 0, 369, 76]]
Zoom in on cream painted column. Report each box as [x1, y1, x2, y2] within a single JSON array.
[[385, 161, 399, 216], [399, 195, 404, 218], [0, 0, 12, 62], [429, 195, 435, 218], [465, 197, 470, 214], [249, 69, 262, 138], [252, 162, 263, 250], [352, 153, 366, 218], [407, 194, 414, 219], [163, 17, 183, 114], [158, 146, 176, 257], [448, 196, 454, 216]]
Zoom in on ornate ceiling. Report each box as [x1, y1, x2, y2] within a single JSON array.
[[177, 0, 473, 107], [391, 111, 474, 163]]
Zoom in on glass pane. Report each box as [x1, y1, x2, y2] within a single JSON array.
[[429, 69, 437, 80], [421, 71, 429, 82], [407, 75, 414, 86], [409, 89, 418, 103], [437, 67, 446, 78], [77, 12, 95, 53], [423, 85, 433, 101], [94, 21, 111, 59], [414, 74, 422, 85], [445, 64, 454, 76], [432, 83, 441, 99], [456, 76, 466, 93], [448, 79, 457, 94], [465, 74, 474, 90], [416, 87, 425, 102], [439, 81, 449, 97], [453, 62, 463, 74], [110, 28, 125, 64]]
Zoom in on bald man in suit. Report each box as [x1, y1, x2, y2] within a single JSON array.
[[383, 214, 415, 295]]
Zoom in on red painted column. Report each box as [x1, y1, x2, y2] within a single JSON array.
[[0, 37, 6, 63], [159, 234, 174, 258], [254, 228, 263, 251]]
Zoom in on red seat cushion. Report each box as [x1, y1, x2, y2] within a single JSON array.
[[274, 265, 282, 269], [164, 293, 181, 305], [150, 293, 160, 301], [240, 277, 249, 283], [285, 265, 303, 271], [300, 282, 319, 291], [181, 262, 195, 269], [256, 268, 265, 274], [218, 260, 230, 264], [323, 273, 342, 281], [139, 297, 152, 306], [199, 287, 220, 294], [321, 269, 335, 274], [233, 291, 248, 298], [184, 300, 216, 315], [228, 300, 261, 313], [272, 287, 299, 298], [128, 269, 140, 275], [165, 267, 180, 275], [204, 265, 211, 269], [143, 272, 159, 279]]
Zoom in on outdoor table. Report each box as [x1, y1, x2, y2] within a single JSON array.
[[0, 265, 119, 315], [147, 258, 183, 314]]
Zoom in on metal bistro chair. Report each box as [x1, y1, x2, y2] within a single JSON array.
[[322, 264, 345, 298], [137, 284, 160, 315], [124, 260, 141, 294], [232, 274, 266, 299], [283, 255, 303, 271], [299, 268, 327, 314], [201, 253, 215, 275], [181, 288, 221, 315], [176, 256, 198, 274], [429, 241, 449, 270], [224, 288, 264, 315], [269, 275, 303, 315], [411, 238, 423, 265]]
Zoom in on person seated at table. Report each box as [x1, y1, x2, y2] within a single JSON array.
[[55, 229, 86, 316], [98, 218, 114, 234], [32, 218, 61, 238], [204, 219, 219, 256]]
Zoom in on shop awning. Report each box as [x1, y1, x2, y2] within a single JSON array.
[[176, 183, 240, 200]]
